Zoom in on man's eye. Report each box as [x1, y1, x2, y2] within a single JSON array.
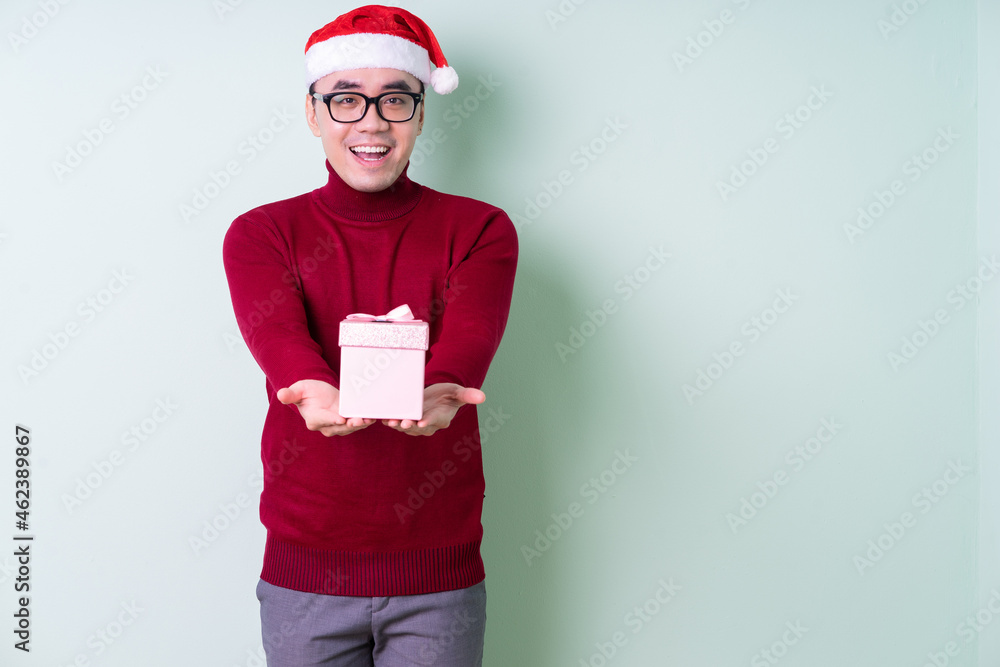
[[333, 95, 361, 106], [382, 96, 404, 106]]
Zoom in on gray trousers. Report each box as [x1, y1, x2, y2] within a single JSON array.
[[256, 579, 487, 666]]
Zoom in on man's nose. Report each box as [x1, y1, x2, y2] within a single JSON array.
[[354, 101, 390, 131]]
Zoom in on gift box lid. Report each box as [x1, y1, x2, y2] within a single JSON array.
[[338, 305, 429, 351]]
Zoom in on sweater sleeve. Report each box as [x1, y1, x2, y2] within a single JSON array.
[[423, 209, 518, 389], [223, 212, 339, 391]]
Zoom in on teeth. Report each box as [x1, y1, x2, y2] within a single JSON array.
[[351, 146, 389, 154]]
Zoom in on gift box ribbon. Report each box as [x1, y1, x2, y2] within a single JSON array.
[[346, 304, 415, 322], [339, 304, 428, 350]]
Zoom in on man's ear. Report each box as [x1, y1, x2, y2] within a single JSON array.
[[305, 93, 322, 137], [416, 101, 424, 136]]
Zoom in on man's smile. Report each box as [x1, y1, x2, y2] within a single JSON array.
[[349, 144, 392, 162]]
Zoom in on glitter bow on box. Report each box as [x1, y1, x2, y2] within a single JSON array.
[[346, 304, 415, 322], [339, 304, 429, 351]]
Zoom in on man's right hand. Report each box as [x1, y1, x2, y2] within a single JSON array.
[[276, 379, 374, 437]]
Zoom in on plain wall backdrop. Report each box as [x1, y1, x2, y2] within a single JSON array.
[[1, 1, 997, 665]]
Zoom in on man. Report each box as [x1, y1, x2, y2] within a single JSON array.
[[222, 5, 517, 666]]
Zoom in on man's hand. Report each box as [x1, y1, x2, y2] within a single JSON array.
[[382, 383, 485, 436], [276, 379, 374, 437]]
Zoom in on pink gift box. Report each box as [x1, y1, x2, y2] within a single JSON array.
[[338, 306, 429, 420]]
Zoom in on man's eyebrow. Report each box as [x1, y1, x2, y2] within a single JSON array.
[[380, 79, 415, 92], [330, 79, 363, 91], [327, 79, 416, 92]]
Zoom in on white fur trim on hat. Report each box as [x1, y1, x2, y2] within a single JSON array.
[[305, 32, 432, 89]]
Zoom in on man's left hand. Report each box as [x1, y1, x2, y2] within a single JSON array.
[[382, 383, 485, 436]]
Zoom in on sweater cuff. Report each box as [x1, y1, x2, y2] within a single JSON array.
[[424, 370, 467, 387], [276, 369, 340, 392]]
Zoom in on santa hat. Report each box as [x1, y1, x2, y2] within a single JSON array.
[[305, 5, 458, 94]]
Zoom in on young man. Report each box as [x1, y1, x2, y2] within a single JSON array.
[[222, 6, 517, 666]]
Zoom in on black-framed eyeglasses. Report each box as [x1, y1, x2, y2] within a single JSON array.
[[312, 91, 423, 123]]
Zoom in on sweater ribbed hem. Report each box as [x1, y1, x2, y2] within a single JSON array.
[[261, 534, 485, 597]]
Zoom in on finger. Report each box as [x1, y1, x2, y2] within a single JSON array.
[[324, 413, 348, 426], [321, 423, 357, 437], [310, 415, 346, 430], [456, 387, 486, 406], [394, 424, 426, 436], [276, 387, 300, 405]]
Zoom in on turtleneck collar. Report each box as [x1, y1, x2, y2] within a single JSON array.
[[314, 160, 423, 222]]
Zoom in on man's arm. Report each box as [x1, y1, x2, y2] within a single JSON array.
[[422, 210, 518, 387], [223, 212, 371, 435], [385, 209, 518, 435]]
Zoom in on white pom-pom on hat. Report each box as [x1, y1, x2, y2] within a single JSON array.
[[430, 65, 459, 94], [305, 5, 459, 94]]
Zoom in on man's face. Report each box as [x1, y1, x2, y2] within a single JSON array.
[[306, 68, 424, 193]]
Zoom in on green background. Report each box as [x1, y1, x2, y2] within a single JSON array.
[[1, 1, 996, 665]]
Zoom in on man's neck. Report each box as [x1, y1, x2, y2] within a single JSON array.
[[315, 160, 422, 222]]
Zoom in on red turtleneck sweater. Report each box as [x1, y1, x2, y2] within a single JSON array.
[[223, 161, 517, 596]]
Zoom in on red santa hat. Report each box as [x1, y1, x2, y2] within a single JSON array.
[[304, 5, 459, 94]]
